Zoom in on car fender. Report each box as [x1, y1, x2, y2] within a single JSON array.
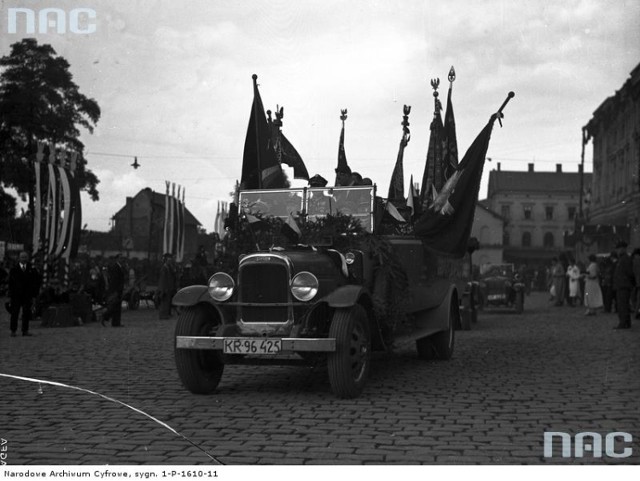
[[323, 284, 370, 309], [172, 285, 213, 307]]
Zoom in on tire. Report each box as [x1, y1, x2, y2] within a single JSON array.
[[416, 299, 456, 360], [174, 305, 224, 394], [514, 291, 524, 314], [327, 305, 371, 399], [128, 291, 140, 310]]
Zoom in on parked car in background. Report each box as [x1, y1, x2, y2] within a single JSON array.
[[478, 263, 525, 313]]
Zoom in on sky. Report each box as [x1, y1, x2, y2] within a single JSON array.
[[1, 0, 639, 233]]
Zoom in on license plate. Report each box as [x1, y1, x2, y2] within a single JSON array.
[[488, 294, 505, 301], [223, 338, 282, 355]]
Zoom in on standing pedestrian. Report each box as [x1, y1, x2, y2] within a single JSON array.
[[551, 257, 565, 306], [567, 258, 581, 307], [583, 254, 603, 316], [612, 241, 635, 330], [600, 252, 617, 313], [158, 253, 177, 320], [7, 251, 40, 337], [101, 254, 125, 327]]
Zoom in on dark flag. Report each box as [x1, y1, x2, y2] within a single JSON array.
[[334, 109, 351, 185], [387, 105, 411, 202], [280, 132, 309, 181], [414, 116, 497, 258], [420, 83, 444, 207], [443, 67, 459, 180], [240, 74, 285, 189]]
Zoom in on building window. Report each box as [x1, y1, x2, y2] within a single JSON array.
[[522, 232, 532, 247], [568, 206, 576, 221], [523, 206, 532, 220], [545, 206, 554, 220], [501, 205, 510, 219], [543, 232, 554, 248]]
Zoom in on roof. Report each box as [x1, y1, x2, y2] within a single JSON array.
[[113, 188, 201, 225], [475, 201, 505, 222], [487, 170, 592, 196]]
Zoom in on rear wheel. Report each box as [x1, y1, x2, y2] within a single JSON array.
[[327, 305, 371, 399], [175, 305, 224, 394], [514, 291, 524, 314], [416, 299, 456, 360]]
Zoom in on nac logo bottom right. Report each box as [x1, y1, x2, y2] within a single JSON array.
[[544, 432, 633, 459]]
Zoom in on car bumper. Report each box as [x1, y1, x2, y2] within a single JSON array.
[[176, 336, 336, 352]]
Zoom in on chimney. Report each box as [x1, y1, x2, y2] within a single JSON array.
[[578, 164, 583, 173], [528, 163, 534, 172], [497, 162, 501, 171], [556, 164, 562, 173]]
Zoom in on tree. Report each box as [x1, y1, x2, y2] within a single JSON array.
[[0, 38, 101, 214]]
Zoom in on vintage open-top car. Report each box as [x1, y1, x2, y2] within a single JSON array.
[[478, 263, 525, 313], [173, 185, 462, 398]]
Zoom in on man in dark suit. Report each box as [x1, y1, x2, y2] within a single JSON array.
[[613, 241, 635, 330], [8, 251, 40, 337], [102, 254, 125, 327]]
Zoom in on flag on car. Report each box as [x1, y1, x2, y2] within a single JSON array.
[[387, 105, 411, 202], [240, 74, 285, 189], [443, 68, 459, 180], [414, 115, 497, 257]]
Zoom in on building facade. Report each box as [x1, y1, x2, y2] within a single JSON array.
[[483, 163, 591, 268], [471, 202, 504, 267], [585, 62, 640, 250], [110, 187, 201, 260]]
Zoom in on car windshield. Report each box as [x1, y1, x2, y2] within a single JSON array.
[[307, 186, 374, 232], [239, 186, 375, 232], [239, 189, 305, 219], [480, 264, 514, 277]]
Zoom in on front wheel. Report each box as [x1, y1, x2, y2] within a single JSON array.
[[327, 305, 371, 399], [174, 305, 224, 394]]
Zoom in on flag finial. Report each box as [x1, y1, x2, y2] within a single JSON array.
[[402, 105, 411, 144], [340, 109, 348, 123], [493, 91, 515, 127], [448, 66, 456, 84]]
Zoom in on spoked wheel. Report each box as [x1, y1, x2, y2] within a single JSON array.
[[327, 305, 371, 399], [416, 299, 456, 361], [174, 305, 224, 394]]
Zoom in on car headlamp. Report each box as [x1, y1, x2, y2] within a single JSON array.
[[290, 271, 319, 302], [207, 272, 235, 301]]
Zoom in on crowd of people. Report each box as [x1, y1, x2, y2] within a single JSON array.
[[547, 241, 640, 329], [1, 245, 215, 334]]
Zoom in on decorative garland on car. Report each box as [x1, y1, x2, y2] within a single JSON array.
[[213, 213, 410, 328]]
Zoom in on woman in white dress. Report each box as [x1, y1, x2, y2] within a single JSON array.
[[583, 254, 603, 315], [567, 260, 581, 307]]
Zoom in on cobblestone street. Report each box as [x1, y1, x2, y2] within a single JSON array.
[[1, 292, 639, 465]]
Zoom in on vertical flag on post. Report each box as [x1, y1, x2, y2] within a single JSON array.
[[240, 74, 285, 190], [163, 181, 170, 255], [334, 109, 351, 185], [443, 66, 459, 180], [387, 105, 411, 202], [32, 143, 83, 289], [178, 187, 186, 262], [420, 79, 444, 208]]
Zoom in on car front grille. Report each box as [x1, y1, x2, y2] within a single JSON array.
[[238, 261, 289, 323]]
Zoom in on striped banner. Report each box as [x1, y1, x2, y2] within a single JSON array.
[[163, 181, 186, 260]]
